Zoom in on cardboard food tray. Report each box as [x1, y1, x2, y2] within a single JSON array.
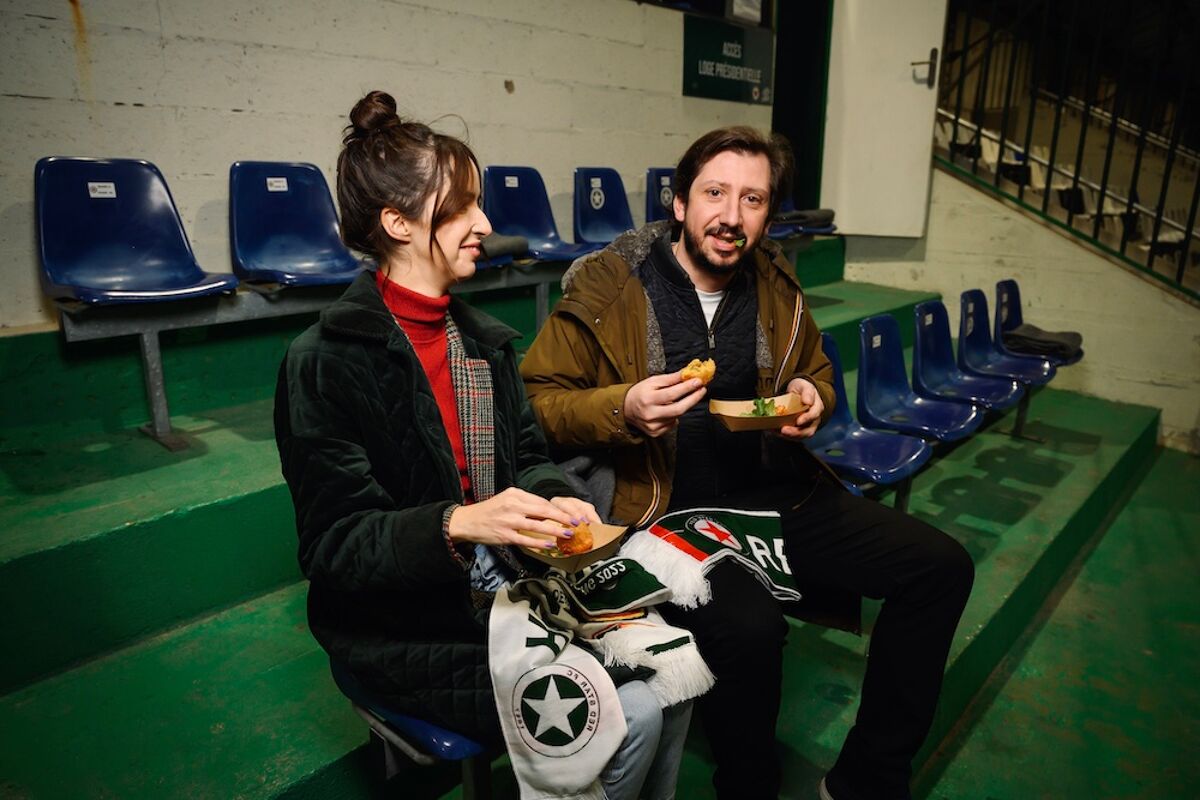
[[519, 522, 629, 571], [709, 393, 808, 432]]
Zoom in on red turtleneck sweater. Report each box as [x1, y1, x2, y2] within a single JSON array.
[[376, 271, 472, 502]]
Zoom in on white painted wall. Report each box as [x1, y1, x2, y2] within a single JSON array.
[[0, 0, 771, 328], [820, 0, 947, 237], [845, 168, 1200, 452]]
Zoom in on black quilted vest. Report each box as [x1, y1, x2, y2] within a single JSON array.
[[639, 234, 762, 509]]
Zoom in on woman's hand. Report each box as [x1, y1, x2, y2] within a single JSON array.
[[447, 487, 579, 550], [548, 496, 602, 527]]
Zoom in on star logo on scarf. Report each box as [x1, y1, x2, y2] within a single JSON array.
[[520, 674, 589, 746], [690, 516, 741, 550]]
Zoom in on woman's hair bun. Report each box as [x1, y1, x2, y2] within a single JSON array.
[[348, 90, 400, 138]]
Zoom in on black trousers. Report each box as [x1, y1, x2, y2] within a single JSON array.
[[660, 474, 975, 800]]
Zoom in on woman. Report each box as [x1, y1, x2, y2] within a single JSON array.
[[274, 91, 689, 799]]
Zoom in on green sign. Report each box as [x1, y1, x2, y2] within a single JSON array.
[[682, 14, 775, 105]]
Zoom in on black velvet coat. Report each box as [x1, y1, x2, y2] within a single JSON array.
[[274, 271, 571, 740]]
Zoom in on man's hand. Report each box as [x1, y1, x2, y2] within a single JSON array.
[[622, 373, 707, 438], [778, 378, 824, 440]]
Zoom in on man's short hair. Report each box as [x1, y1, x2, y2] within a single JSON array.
[[672, 126, 795, 230]]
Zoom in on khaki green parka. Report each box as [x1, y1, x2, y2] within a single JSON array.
[[521, 221, 839, 529]]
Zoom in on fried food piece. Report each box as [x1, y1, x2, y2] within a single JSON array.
[[556, 520, 594, 556], [679, 358, 716, 385]]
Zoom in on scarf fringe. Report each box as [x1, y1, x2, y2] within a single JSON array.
[[645, 642, 717, 707], [619, 530, 712, 609], [587, 613, 717, 708]]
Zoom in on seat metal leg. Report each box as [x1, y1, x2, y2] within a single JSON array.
[[461, 753, 492, 800], [1000, 390, 1045, 443], [136, 331, 188, 451], [893, 476, 913, 513]]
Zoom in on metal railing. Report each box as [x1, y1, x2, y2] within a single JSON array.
[[936, 0, 1200, 301]]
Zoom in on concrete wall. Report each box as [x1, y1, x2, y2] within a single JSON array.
[[0, 0, 771, 329], [845, 168, 1200, 452]]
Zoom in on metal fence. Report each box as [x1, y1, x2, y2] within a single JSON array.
[[934, 0, 1200, 300]]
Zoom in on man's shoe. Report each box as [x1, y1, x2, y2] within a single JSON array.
[[818, 776, 836, 800]]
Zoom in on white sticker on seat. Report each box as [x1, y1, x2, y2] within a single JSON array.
[[590, 177, 602, 188], [872, 334, 881, 348], [266, 177, 289, 192], [87, 182, 116, 199], [505, 175, 519, 188], [924, 313, 933, 325], [660, 176, 671, 185]]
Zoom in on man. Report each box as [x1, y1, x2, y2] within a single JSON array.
[[520, 127, 974, 800]]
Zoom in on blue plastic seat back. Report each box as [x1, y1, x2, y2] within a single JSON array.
[[994, 279, 1025, 337], [645, 167, 676, 223], [819, 332, 855, 428], [958, 289, 997, 373], [574, 167, 635, 244], [858, 314, 913, 418], [483, 166, 565, 248], [328, 659, 484, 760], [913, 301, 958, 394], [36, 157, 210, 296], [229, 161, 359, 282]]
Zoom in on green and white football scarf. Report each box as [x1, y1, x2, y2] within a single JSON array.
[[619, 507, 801, 609], [488, 558, 714, 800]]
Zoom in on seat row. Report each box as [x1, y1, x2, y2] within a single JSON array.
[[488, 165, 836, 262], [805, 280, 1078, 509], [36, 157, 836, 309], [36, 158, 668, 308]]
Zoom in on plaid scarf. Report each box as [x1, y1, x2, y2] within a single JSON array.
[[444, 315, 531, 579], [446, 316, 496, 503]]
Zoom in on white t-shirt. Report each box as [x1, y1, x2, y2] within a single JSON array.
[[696, 288, 725, 327]]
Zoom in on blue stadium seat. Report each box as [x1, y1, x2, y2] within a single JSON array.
[[805, 333, 932, 487], [483, 166, 603, 262], [229, 161, 361, 288], [36, 157, 238, 306], [768, 197, 838, 240], [958, 290, 1056, 385], [574, 167, 635, 245], [994, 279, 1084, 366], [329, 659, 490, 797], [645, 167, 676, 223], [858, 314, 984, 442], [913, 300, 1024, 410]]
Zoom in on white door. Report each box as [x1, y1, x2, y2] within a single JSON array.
[[819, 0, 949, 237]]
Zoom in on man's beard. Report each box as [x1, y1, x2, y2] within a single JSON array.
[[681, 223, 754, 276]]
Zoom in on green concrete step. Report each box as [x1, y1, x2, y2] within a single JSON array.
[[806, 280, 940, 374], [0, 582, 365, 800], [0, 389, 1159, 800], [789, 236, 845, 288], [0, 399, 299, 693], [925, 448, 1200, 798]]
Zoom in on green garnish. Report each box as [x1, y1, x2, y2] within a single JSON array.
[[743, 397, 778, 417]]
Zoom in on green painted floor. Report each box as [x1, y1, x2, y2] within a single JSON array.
[[923, 447, 1200, 800]]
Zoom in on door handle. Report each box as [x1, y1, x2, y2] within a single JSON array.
[[910, 47, 939, 89]]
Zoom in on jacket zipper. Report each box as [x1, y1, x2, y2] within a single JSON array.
[[706, 292, 731, 352]]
